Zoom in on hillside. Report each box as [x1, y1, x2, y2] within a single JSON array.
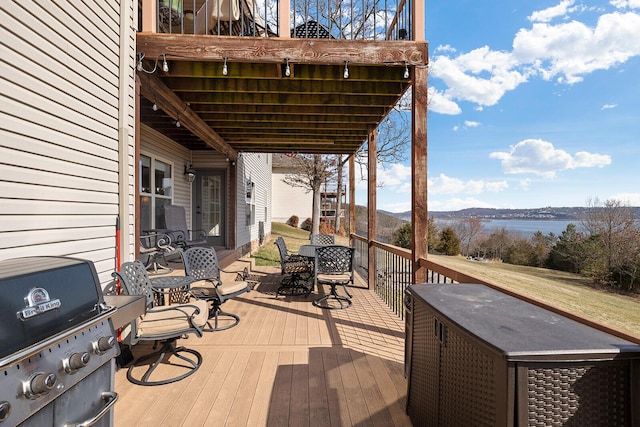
[[387, 206, 640, 222]]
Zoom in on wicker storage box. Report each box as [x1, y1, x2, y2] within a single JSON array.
[[405, 284, 640, 427]]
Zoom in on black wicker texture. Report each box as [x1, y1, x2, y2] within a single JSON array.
[[439, 326, 497, 426], [407, 305, 439, 426], [525, 362, 631, 426]]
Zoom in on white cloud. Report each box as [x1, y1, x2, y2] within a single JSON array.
[[611, 0, 640, 9], [601, 103, 617, 109], [464, 120, 481, 127], [528, 0, 576, 23], [430, 47, 530, 107], [512, 12, 640, 84], [428, 173, 508, 194], [609, 192, 640, 205], [428, 197, 496, 211], [489, 139, 612, 177], [378, 163, 412, 188], [430, 7, 640, 111], [427, 87, 462, 115]]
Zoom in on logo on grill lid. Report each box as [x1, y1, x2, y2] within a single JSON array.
[[17, 287, 62, 320]]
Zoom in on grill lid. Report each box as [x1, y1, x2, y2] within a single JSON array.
[[0, 256, 106, 360]]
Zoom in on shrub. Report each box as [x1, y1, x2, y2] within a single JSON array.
[[286, 215, 299, 228], [300, 218, 312, 231], [319, 220, 334, 234]]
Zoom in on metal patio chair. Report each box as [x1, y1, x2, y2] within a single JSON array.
[[313, 245, 355, 309], [181, 246, 251, 331], [310, 233, 335, 245], [112, 260, 208, 386], [163, 204, 208, 249], [274, 236, 314, 296], [139, 231, 181, 274]]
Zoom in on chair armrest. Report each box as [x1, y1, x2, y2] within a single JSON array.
[[189, 229, 208, 240], [146, 303, 204, 335]]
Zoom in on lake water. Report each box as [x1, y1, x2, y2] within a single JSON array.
[[437, 219, 579, 236]]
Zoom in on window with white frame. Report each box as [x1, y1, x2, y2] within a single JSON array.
[[245, 177, 255, 226], [140, 154, 173, 231]]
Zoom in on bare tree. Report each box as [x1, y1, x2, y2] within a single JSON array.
[[452, 218, 484, 257], [282, 154, 336, 235], [582, 198, 640, 289]]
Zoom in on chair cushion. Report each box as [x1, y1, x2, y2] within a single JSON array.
[[317, 273, 351, 284], [190, 279, 249, 297], [218, 280, 250, 296], [138, 299, 209, 336]]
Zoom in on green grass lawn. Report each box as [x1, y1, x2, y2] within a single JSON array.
[[252, 223, 349, 266]]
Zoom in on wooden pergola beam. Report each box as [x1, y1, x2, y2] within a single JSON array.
[[137, 34, 428, 67], [137, 71, 238, 160]]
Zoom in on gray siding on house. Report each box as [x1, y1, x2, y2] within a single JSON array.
[[0, 1, 136, 285]]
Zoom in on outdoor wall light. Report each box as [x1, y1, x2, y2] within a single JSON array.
[[184, 164, 196, 183]]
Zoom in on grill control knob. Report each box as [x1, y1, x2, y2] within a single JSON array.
[[0, 401, 11, 423], [28, 372, 57, 396], [93, 336, 116, 354], [64, 351, 90, 373]]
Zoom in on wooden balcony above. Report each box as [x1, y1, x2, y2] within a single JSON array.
[[137, 0, 427, 157]]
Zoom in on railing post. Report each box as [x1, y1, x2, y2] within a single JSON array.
[[279, 0, 290, 38], [142, 0, 157, 33], [413, 0, 424, 40], [349, 155, 356, 247], [367, 128, 377, 290]]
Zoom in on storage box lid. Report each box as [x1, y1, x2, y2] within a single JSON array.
[[408, 283, 640, 361]]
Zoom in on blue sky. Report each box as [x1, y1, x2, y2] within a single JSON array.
[[356, 0, 640, 212]]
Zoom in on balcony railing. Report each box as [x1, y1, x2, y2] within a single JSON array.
[[143, 0, 416, 40]]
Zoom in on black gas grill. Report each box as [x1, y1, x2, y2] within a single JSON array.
[[0, 257, 120, 427]]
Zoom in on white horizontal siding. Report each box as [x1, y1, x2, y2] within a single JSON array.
[[237, 153, 272, 248], [271, 169, 313, 223], [0, 0, 134, 285]]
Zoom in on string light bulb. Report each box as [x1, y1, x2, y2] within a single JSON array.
[[343, 61, 349, 79], [284, 58, 291, 77], [404, 62, 410, 79], [162, 54, 169, 72], [222, 57, 228, 76], [152, 101, 158, 111]]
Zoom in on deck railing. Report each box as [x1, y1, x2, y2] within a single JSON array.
[[351, 233, 640, 345], [143, 0, 416, 40], [352, 234, 461, 319]]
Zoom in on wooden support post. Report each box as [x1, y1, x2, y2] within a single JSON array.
[[412, 65, 428, 284], [349, 154, 356, 246], [367, 128, 377, 290], [229, 161, 237, 249]]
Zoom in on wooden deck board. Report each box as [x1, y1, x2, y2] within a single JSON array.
[[114, 264, 411, 426]]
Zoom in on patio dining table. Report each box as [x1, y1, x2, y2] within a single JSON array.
[[150, 275, 195, 305]]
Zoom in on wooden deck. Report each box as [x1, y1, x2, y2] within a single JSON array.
[[113, 262, 411, 426]]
